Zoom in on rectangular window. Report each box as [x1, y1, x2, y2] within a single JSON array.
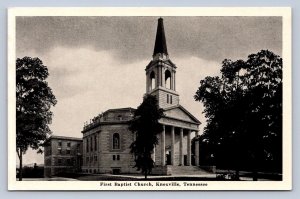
[[86, 138, 89, 152], [77, 143, 81, 154], [94, 135, 97, 151], [58, 149, 62, 155], [113, 155, 115, 161], [86, 157, 89, 163], [170, 95, 172, 104], [67, 142, 71, 147], [58, 158, 62, 165], [66, 149, 71, 154], [167, 94, 169, 103], [67, 159, 71, 165], [94, 156, 97, 161], [117, 155, 120, 160], [58, 141, 62, 147], [90, 137, 93, 151]]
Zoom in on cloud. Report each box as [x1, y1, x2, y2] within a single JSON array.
[[16, 16, 282, 63]]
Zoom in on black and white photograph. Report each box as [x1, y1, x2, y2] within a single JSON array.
[[8, 7, 292, 190]]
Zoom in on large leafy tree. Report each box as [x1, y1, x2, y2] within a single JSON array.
[[16, 57, 57, 181], [194, 50, 282, 180], [129, 94, 164, 179]]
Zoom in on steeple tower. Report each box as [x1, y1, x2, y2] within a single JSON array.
[[153, 18, 168, 57], [145, 18, 179, 109]]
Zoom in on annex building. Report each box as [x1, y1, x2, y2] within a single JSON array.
[[44, 135, 83, 177], [81, 18, 202, 175]]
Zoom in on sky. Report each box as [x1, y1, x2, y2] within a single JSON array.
[[16, 16, 282, 165]]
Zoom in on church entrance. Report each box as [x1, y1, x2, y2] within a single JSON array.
[[166, 150, 171, 165], [184, 155, 187, 166]]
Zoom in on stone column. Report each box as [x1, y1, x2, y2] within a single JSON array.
[[195, 131, 200, 166], [187, 130, 191, 166], [179, 128, 184, 166], [157, 65, 161, 87], [174, 71, 176, 91], [155, 67, 158, 88], [170, 72, 173, 90], [161, 125, 166, 166], [146, 73, 149, 93], [152, 145, 156, 163], [172, 71, 175, 90], [171, 126, 175, 165], [162, 68, 165, 87]]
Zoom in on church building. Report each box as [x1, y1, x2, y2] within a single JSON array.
[[81, 18, 201, 175]]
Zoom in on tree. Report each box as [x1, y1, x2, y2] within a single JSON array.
[[194, 50, 282, 180], [16, 57, 57, 181], [129, 94, 164, 179]]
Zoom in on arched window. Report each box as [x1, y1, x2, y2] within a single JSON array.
[[150, 71, 156, 90], [113, 133, 120, 149], [165, 70, 171, 89]]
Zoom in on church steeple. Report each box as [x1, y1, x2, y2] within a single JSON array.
[[153, 18, 168, 57], [145, 18, 179, 109]]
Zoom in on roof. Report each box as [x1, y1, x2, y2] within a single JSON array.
[[103, 107, 135, 114], [47, 135, 82, 141], [153, 18, 168, 56], [163, 104, 201, 125], [145, 59, 176, 71], [82, 107, 135, 133]]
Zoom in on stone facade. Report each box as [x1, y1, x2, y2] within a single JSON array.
[[44, 136, 83, 177], [82, 108, 139, 174]]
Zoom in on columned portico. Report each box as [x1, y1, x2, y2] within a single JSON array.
[[158, 124, 196, 167]]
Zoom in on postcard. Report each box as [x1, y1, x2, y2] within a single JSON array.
[[8, 7, 292, 190]]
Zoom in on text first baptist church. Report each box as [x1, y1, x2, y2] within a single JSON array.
[[45, 18, 204, 176]]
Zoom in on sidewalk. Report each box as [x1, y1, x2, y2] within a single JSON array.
[[100, 173, 217, 179], [18, 177, 79, 181]]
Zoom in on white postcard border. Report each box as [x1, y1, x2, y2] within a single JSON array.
[[7, 7, 292, 191]]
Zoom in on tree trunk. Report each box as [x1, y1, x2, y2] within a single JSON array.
[[18, 150, 23, 181]]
